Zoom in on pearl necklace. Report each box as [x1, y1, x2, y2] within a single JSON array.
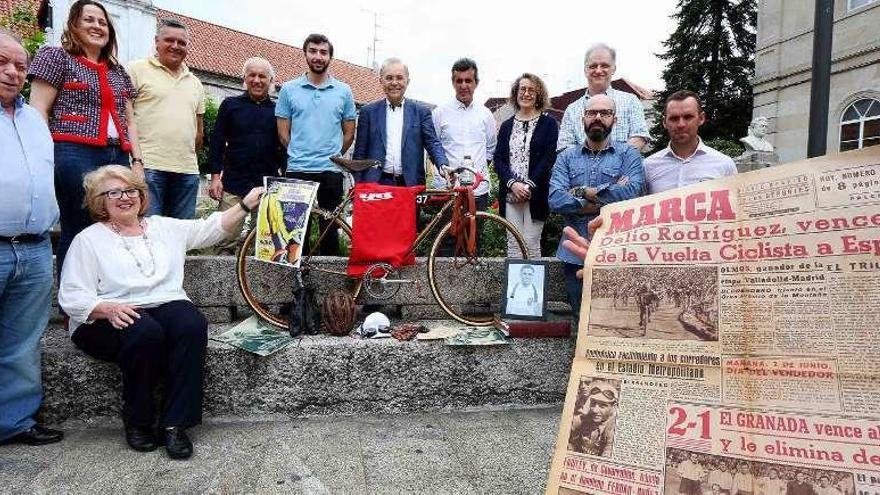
[[109, 219, 157, 277]]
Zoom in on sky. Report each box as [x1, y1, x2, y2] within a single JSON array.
[[154, 0, 680, 105]]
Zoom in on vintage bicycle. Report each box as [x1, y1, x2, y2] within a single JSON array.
[[236, 157, 529, 328]]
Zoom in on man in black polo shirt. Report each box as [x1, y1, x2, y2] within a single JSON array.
[[208, 57, 284, 252]]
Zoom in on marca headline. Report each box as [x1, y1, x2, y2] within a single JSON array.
[[593, 190, 880, 264]]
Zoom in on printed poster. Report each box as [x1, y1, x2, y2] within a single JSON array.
[[254, 177, 319, 267]]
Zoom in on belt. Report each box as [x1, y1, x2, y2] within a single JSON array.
[[0, 233, 47, 243], [380, 172, 405, 186], [106, 137, 121, 146]]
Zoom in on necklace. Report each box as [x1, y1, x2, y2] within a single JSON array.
[[109, 219, 157, 277]]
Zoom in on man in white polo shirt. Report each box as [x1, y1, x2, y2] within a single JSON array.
[[644, 90, 737, 194]]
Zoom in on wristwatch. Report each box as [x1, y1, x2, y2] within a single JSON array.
[[239, 200, 252, 213], [131, 158, 144, 166]]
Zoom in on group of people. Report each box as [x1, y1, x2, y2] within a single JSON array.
[[675, 453, 849, 495], [1, 0, 262, 460], [2, 0, 742, 461]]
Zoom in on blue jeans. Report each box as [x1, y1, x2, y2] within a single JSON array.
[[144, 169, 199, 219], [0, 238, 53, 440], [54, 142, 128, 278], [563, 262, 583, 323]]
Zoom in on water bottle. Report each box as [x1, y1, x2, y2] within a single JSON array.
[[459, 155, 475, 186]]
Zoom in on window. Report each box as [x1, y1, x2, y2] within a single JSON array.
[[848, 0, 878, 11], [840, 98, 880, 152]]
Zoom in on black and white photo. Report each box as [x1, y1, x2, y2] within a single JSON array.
[[588, 266, 719, 341], [502, 260, 547, 320]]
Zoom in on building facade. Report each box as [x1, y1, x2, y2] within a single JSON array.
[[753, 0, 880, 163]]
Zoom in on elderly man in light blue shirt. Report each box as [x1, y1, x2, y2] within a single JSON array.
[[557, 43, 649, 153], [276, 33, 356, 255], [644, 90, 737, 194], [0, 32, 63, 446], [549, 94, 644, 321]]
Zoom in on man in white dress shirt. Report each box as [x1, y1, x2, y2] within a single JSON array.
[[432, 57, 497, 210], [644, 90, 738, 194]]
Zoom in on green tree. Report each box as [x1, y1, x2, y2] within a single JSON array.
[[0, 0, 47, 98], [652, 0, 756, 149], [197, 95, 219, 174]]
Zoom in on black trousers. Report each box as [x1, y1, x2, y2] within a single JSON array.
[[286, 170, 344, 256], [71, 300, 208, 428]]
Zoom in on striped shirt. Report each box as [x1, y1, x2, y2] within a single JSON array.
[[556, 87, 649, 152]]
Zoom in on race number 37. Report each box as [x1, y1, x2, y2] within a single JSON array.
[[667, 406, 711, 439]]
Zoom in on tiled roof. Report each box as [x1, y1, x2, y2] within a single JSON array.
[[155, 9, 383, 104]]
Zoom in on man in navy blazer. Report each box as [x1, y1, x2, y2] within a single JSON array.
[[353, 58, 448, 186]]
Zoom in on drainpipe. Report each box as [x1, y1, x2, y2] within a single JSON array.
[[807, 0, 834, 158]]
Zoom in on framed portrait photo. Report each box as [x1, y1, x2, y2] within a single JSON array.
[[501, 260, 548, 321]]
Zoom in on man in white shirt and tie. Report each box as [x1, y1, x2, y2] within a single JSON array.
[[431, 57, 497, 210], [644, 90, 738, 195]]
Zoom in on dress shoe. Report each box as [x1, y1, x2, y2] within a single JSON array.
[[163, 427, 193, 459], [1, 424, 63, 446], [125, 425, 159, 452]]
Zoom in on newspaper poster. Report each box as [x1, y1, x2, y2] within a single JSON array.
[[211, 316, 294, 357], [254, 177, 319, 267], [546, 147, 880, 495]]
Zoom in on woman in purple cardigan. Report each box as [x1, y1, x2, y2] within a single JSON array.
[[493, 73, 559, 257]]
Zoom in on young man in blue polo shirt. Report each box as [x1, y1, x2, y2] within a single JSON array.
[[276, 33, 357, 255]]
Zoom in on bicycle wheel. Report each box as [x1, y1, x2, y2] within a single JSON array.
[[236, 208, 362, 329], [427, 211, 528, 326]]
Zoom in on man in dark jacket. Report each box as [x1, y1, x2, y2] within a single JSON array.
[[208, 57, 283, 252], [353, 57, 447, 186]]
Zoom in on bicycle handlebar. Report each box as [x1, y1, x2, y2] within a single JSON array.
[[441, 165, 485, 190]]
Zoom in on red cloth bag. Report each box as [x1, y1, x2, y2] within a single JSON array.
[[347, 183, 424, 277]]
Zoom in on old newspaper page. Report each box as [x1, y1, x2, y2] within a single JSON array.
[[547, 147, 880, 495]]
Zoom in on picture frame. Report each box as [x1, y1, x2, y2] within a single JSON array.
[[501, 259, 548, 321]]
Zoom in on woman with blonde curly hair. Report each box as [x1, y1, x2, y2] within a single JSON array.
[[58, 165, 262, 459]]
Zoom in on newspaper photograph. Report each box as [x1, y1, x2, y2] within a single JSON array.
[[546, 147, 880, 495], [254, 177, 319, 267]]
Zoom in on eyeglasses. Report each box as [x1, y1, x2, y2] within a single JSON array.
[[100, 188, 140, 199], [518, 87, 537, 95], [588, 386, 617, 402], [585, 109, 615, 118]]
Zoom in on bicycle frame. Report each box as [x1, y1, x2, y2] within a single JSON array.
[[305, 186, 465, 270]]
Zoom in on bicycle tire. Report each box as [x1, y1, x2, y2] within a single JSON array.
[[427, 211, 529, 326], [236, 209, 362, 329]]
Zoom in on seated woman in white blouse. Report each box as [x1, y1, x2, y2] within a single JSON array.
[[58, 165, 262, 460]]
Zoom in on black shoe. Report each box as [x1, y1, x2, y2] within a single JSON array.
[[1, 424, 63, 446], [125, 425, 159, 452], [163, 427, 193, 459]]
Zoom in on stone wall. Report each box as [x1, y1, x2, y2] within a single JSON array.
[[42, 255, 575, 422], [51, 256, 573, 323]]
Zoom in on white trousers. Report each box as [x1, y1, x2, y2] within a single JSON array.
[[504, 201, 543, 258]]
